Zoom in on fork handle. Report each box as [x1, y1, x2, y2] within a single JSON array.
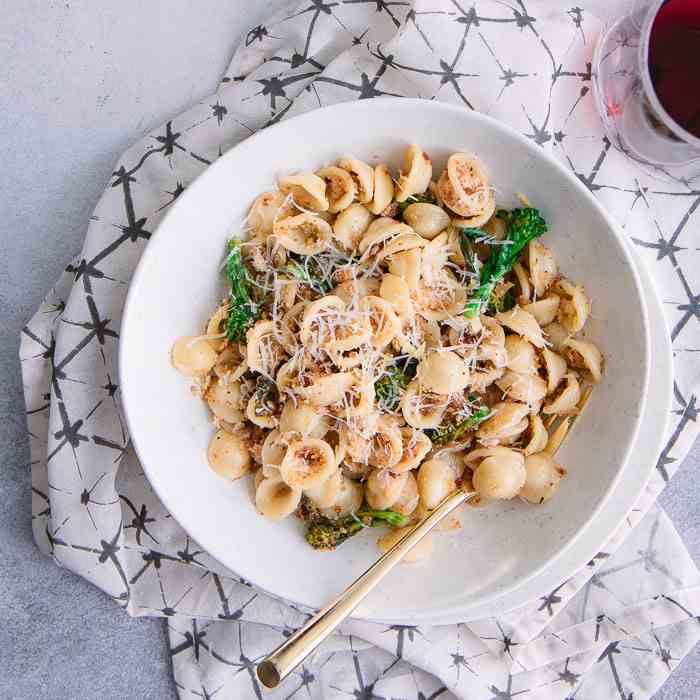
[[257, 488, 475, 688]]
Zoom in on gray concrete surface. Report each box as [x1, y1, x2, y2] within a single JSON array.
[[0, 2, 697, 698]]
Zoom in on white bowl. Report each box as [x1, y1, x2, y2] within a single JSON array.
[[120, 98, 650, 623]]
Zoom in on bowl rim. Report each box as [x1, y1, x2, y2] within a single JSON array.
[[119, 97, 651, 622]]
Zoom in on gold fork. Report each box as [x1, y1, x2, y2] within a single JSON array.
[[257, 385, 594, 689]]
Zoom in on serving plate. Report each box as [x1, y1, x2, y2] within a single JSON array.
[[119, 98, 650, 623]]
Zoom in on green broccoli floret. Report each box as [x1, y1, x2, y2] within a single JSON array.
[[303, 507, 409, 551], [461, 207, 547, 318], [426, 405, 490, 446], [225, 239, 260, 342]]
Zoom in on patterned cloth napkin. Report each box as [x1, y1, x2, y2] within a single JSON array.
[[21, 2, 700, 698]]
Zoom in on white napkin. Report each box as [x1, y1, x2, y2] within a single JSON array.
[[21, 2, 700, 698]]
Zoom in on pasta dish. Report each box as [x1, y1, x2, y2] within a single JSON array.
[[171, 145, 604, 557]]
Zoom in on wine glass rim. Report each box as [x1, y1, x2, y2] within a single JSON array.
[[638, 0, 700, 149]]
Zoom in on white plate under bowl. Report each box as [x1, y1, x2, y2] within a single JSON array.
[[404, 243, 671, 624], [119, 98, 650, 624]]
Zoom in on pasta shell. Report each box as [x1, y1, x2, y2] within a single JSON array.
[[380, 273, 414, 319], [360, 295, 401, 350], [204, 376, 245, 423], [318, 165, 357, 213], [280, 438, 336, 488], [367, 164, 395, 214], [278, 171, 329, 211], [562, 338, 604, 383], [395, 144, 433, 202], [299, 372, 355, 407], [523, 414, 549, 455], [512, 263, 532, 304], [378, 526, 433, 562], [279, 400, 329, 437], [262, 429, 288, 468], [304, 469, 344, 508], [205, 303, 229, 351], [332, 275, 380, 306], [392, 471, 420, 517], [541, 347, 567, 394], [403, 203, 451, 239], [469, 362, 506, 392], [497, 306, 546, 348], [246, 321, 284, 377], [171, 336, 218, 377], [365, 468, 408, 510], [338, 157, 374, 204], [543, 372, 581, 415], [475, 316, 507, 367], [543, 321, 570, 352], [246, 392, 279, 429], [438, 153, 494, 219], [464, 445, 521, 465], [555, 279, 591, 334], [523, 295, 560, 326], [368, 416, 404, 469], [389, 248, 422, 291], [207, 429, 252, 480], [276, 301, 308, 354], [342, 459, 372, 481], [393, 427, 432, 473], [417, 458, 457, 509], [401, 380, 448, 429], [472, 450, 525, 500], [320, 476, 364, 518], [528, 241, 557, 297], [332, 203, 373, 252], [415, 271, 467, 322], [519, 452, 566, 504], [417, 350, 470, 395], [299, 295, 347, 348], [273, 213, 332, 255], [476, 401, 529, 445], [248, 190, 293, 236], [495, 371, 547, 406], [256, 474, 302, 519], [358, 217, 415, 255], [504, 335, 538, 375]]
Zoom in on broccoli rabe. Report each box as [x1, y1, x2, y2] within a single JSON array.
[[426, 405, 490, 446], [225, 239, 260, 342], [461, 207, 547, 318], [285, 255, 333, 295], [374, 358, 418, 412], [299, 498, 409, 550]]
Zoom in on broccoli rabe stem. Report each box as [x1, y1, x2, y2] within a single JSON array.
[[462, 207, 547, 318], [225, 240, 259, 342], [304, 507, 409, 551]]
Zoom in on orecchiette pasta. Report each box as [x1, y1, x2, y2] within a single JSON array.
[[332, 203, 373, 252], [273, 212, 332, 255], [338, 156, 374, 204], [519, 452, 566, 504], [367, 164, 394, 215], [172, 336, 218, 377], [555, 279, 591, 333], [173, 144, 604, 556], [317, 165, 357, 213], [280, 438, 336, 488], [278, 172, 329, 211], [395, 144, 432, 202], [207, 429, 251, 480], [562, 338, 604, 383]]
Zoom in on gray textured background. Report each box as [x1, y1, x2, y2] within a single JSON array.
[[1, 1, 697, 698]]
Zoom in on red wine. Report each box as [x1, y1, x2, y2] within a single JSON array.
[[649, 0, 700, 138], [648, 0, 700, 139]]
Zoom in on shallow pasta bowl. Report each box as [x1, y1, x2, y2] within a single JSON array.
[[119, 98, 650, 624]]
